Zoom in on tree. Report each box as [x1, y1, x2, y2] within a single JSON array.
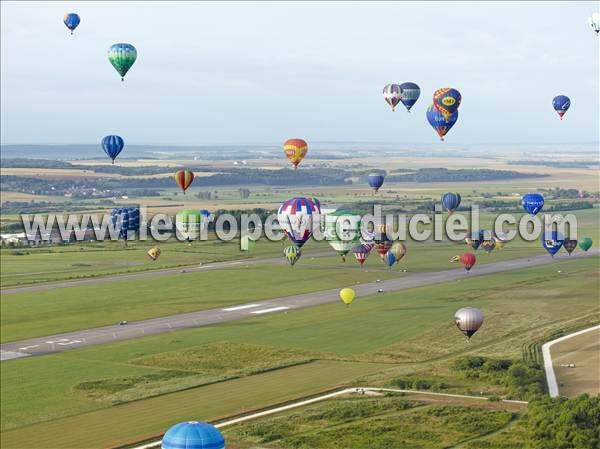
[[526, 395, 600, 449]]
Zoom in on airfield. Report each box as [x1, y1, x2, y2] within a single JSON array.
[[1, 154, 599, 449]]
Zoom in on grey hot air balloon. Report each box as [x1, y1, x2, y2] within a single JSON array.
[[454, 307, 483, 339]]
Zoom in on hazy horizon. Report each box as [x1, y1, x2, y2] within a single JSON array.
[[1, 2, 599, 145]]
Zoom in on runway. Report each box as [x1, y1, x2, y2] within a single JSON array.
[[1, 250, 596, 361]]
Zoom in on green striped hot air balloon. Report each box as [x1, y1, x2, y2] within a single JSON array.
[[323, 210, 361, 262], [108, 43, 137, 81]]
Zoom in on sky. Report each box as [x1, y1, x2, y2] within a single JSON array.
[[1, 1, 598, 145]]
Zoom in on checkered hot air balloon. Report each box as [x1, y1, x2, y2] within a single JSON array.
[[277, 197, 321, 248]]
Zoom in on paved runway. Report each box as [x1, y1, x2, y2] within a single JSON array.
[[1, 250, 596, 361]]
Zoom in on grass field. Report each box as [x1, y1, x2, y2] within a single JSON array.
[[551, 327, 600, 397], [1, 258, 597, 448], [223, 394, 521, 449]]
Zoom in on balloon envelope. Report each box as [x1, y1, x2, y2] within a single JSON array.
[[63, 13, 80, 34], [427, 104, 458, 141], [460, 253, 476, 271], [352, 244, 371, 266], [101, 135, 124, 163], [147, 247, 161, 261], [563, 239, 577, 254], [542, 231, 564, 256], [454, 307, 483, 338], [383, 250, 396, 267], [174, 170, 195, 193], [552, 95, 571, 119], [383, 84, 403, 111], [441, 192, 461, 213], [108, 43, 137, 81], [339, 288, 356, 306], [283, 138, 308, 168], [323, 210, 361, 261], [579, 237, 593, 251], [110, 207, 140, 239], [399, 82, 420, 112], [521, 193, 544, 215], [277, 197, 321, 248], [367, 173, 385, 192], [161, 421, 225, 449], [433, 88, 462, 119], [284, 245, 301, 266], [390, 241, 407, 263]]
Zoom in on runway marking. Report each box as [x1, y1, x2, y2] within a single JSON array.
[[0, 350, 31, 361], [222, 304, 262, 312], [251, 306, 289, 314], [18, 345, 40, 351]]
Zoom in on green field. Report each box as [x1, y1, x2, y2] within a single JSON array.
[[1, 258, 597, 448]]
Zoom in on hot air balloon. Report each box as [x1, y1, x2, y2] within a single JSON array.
[[352, 244, 371, 267], [174, 170, 195, 194], [382, 84, 403, 111], [147, 247, 161, 261], [465, 230, 486, 251], [454, 307, 483, 339], [427, 104, 458, 141], [590, 13, 600, 34], [339, 288, 355, 306], [240, 235, 256, 252], [367, 173, 385, 193], [579, 237, 593, 251], [177, 209, 210, 240], [108, 43, 137, 81], [480, 239, 496, 254], [323, 210, 361, 262], [563, 239, 577, 255], [390, 241, 407, 263], [101, 135, 124, 164], [552, 95, 571, 120], [284, 245, 301, 267], [161, 421, 225, 449], [277, 197, 321, 248], [433, 88, 462, 119], [360, 229, 376, 252], [110, 207, 140, 239], [460, 253, 476, 271], [374, 224, 392, 258], [383, 250, 396, 267], [521, 193, 544, 215], [283, 138, 308, 169], [542, 231, 564, 257], [441, 192, 461, 214], [399, 82, 420, 112], [63, 13, 80, 34]]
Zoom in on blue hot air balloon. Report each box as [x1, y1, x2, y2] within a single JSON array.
[[367, 173, 385, 193], [63, 13, 80, 35], [161, 421, 225, 449], [441, 192, 461, 213], [542, 230, 564, 257], [383, 250, 396, 267], [110, 207, 140, 239], [101, 135, 124, 164], [427, 104, 458, 141], [552, 95, 571, 120], [399, 82, 420, 112], [521, 193, 544, 215]]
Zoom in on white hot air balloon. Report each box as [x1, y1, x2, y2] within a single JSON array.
[[454, 307, 484, 339]]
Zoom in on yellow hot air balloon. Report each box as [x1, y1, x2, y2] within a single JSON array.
[[339, 288, 356, 306], [283, 138, 308, 169], [390, 242, 407, 263], [147, 247, 161, 261]]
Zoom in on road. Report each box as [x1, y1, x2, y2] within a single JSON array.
[[542, 324, 600, 397], [2, 249, 595, 362]]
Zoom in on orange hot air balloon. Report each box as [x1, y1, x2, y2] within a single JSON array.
[[174, 170, 194, 194], [283, 138, 308, 169]]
